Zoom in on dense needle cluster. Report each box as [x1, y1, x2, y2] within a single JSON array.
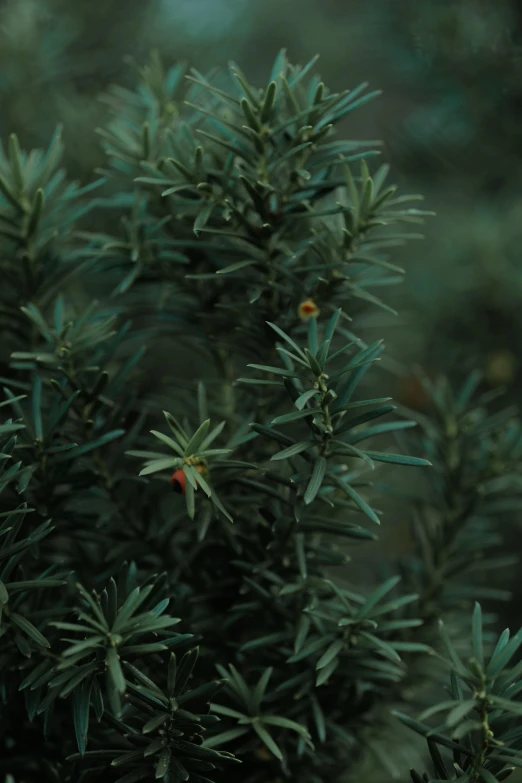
[[1, 51, 522, 783]]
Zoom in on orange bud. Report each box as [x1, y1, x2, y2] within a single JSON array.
[[298, 298, 319, 321]]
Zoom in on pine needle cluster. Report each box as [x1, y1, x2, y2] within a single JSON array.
[[1, 51, 522, 783]]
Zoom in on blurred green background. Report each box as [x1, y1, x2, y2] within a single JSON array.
[[2, 0, 522, 393]]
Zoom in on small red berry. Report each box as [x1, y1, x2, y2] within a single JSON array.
[[170, 464, 206, 495], [170, 469, 186, 494]]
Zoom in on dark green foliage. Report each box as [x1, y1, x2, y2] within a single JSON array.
[[0, 50, 520, 783], [397, 604, 522, 782], [69, 648, 238, 782]]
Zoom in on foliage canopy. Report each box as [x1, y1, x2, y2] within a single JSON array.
[[1, 50, 521, 783]]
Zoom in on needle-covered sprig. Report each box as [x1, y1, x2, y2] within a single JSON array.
[[44, 566, 187, 753], [242, 311, 430, 524], [68, 647, 239, 781], [130, 413, 230, 518], [209, 664, 313, 763], [396, 604, 522, 783]]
